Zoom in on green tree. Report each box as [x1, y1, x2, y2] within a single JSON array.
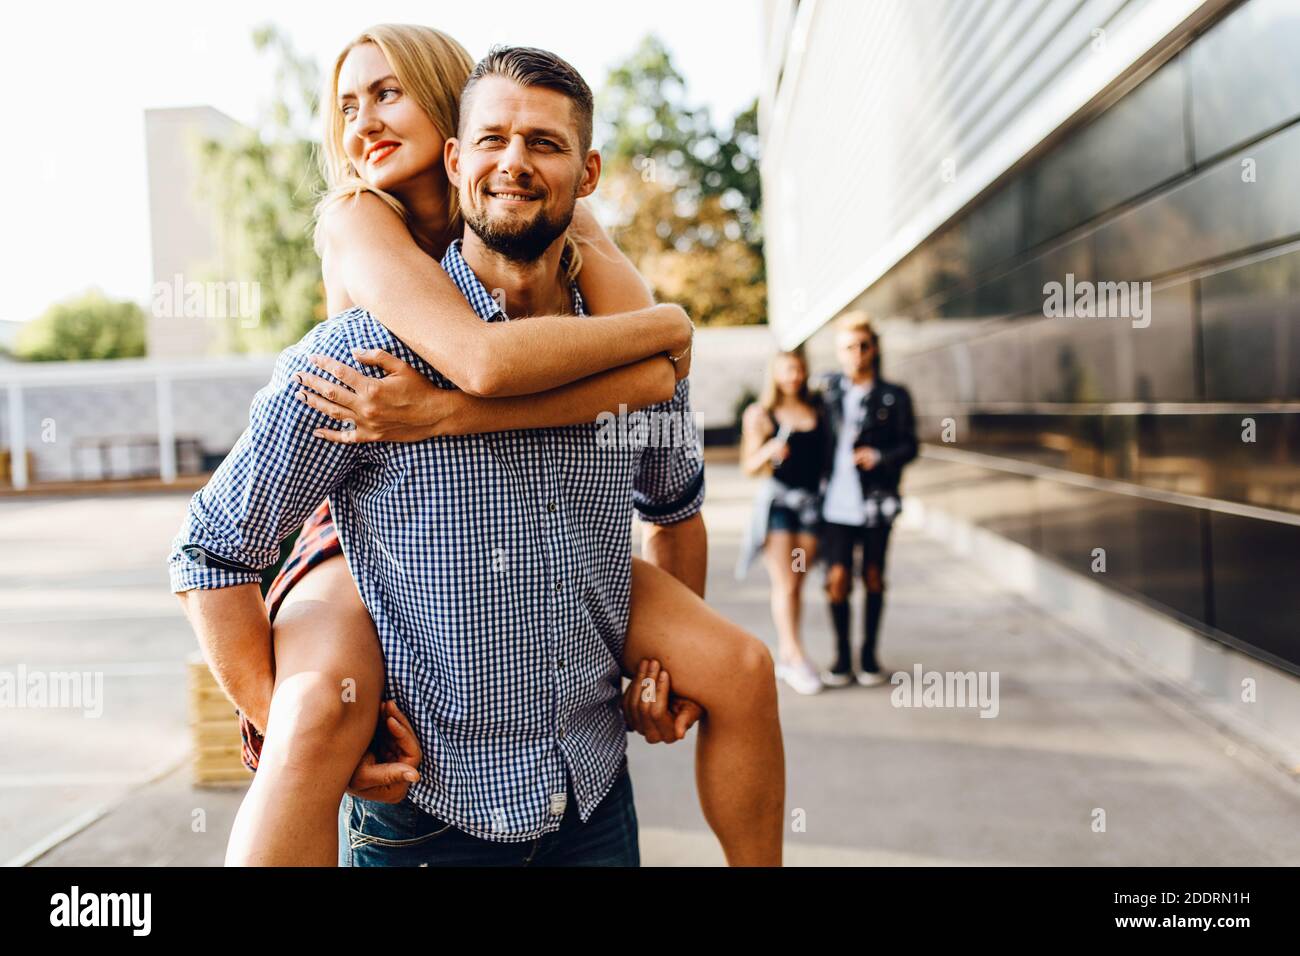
[[16, 290, 146, 362], [194, 24, 325, 352], [594, 35, 765, 325]]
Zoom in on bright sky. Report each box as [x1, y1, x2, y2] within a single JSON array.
[[2, 0, 763, 324]]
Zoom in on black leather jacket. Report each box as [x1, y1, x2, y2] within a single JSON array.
[[817, 372, 918, 496]]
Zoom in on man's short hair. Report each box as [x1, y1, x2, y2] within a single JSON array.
[[459, 45, 594, 154], [835, 310, 876, 338]]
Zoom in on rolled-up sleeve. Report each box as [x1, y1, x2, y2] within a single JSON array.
[[167, 329, 369, 593], [632, 377, 706, 526]]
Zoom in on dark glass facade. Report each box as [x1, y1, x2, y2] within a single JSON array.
[[815, 0, 1300, 674]]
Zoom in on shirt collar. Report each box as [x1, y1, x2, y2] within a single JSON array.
[[440, 238, 585, 321]]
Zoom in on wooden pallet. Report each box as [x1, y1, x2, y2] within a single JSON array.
[[187, 653, 250, 788]]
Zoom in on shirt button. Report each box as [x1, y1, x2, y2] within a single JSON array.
[[546, 501, 557, 513], [549, 792, 567, 816], [554, 581, 563, 593]]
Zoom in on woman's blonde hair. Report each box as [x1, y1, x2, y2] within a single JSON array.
[[758, 347, 813, 412], [313, 24, 582, 281], [314, 24, 473, 256]]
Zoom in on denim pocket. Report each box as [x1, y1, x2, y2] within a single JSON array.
[[347, 795, 454, 850]]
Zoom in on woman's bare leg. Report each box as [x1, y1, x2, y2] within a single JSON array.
[[625, 557, 784, 866], [225, 555, 383, 866], [763, 530, 820, 668]]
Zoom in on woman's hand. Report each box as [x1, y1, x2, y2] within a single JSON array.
[[760, 437, 791, 466], [622, 658, 705, 743], [294, 349, 456, 444]]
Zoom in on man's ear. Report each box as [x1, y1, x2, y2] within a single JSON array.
[[576, 149, 601, 200], [444, 137, 462, 188]]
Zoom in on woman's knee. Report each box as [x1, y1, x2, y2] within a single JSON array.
[[270, 669, 367, 757], [267, 584, 383, 765], [769, 575, 801, 605], [709, 628, 776, 716]]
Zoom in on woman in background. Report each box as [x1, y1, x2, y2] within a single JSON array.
[[738, 348, 828, 695]]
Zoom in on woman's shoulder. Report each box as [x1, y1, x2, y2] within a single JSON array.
[[742, 401, 774, 433], [804, 387, 831, 410], [319, 189, 395, 235]]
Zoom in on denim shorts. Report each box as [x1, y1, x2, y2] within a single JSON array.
[[339, 762, 639, 867], [768, 502, 820, 536]]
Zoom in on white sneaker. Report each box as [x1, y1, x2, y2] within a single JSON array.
[[821, 668, 854, 688], [777, 659, 824, 695], [855, 669, 888, 687]]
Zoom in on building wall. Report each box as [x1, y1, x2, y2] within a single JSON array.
[[760, 0, 1229, 345], [144, 106, 246, 359], [762, 0, 1300, 673]]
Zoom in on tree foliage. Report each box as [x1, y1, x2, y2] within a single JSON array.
[[595, 36, 765, 326], [16, 290, 146, 362], [194, 24, 326, 352]]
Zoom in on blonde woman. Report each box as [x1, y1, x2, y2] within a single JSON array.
[[189, 25, 783, 867], [737, 349, 829, 695]]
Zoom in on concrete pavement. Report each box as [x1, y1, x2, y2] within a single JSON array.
[[4, 463, 1297, 866]]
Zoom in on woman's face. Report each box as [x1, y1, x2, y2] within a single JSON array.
[[774, 354, 807, 397], [337, 42, 444, 194]]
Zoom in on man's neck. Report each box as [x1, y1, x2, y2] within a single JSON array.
[[848, 371, 875, 389], [459, 231, 571, 318]]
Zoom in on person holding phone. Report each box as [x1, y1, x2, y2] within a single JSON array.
[[738, 348, 829, 695]]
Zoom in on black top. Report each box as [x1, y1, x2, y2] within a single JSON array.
[[768, 402, 827, 492]]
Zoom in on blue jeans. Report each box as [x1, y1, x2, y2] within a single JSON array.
[[339, 763, 639, 867]]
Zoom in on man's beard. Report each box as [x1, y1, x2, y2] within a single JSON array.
[[463, 190, 575, 262]]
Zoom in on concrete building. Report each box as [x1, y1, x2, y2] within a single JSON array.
[[760, 0, 1300, 753], [143, 106, 246, 359]]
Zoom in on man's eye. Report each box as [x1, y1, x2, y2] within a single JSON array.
[[479, 135, 504, 145], [534, 139, 557, 149]]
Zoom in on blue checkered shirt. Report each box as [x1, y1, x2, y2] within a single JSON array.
[[168, 239, 705, 841]]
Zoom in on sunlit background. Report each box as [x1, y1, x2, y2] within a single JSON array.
[[3, 0, 1299, 868]]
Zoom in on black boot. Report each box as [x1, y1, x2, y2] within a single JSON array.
[[825, 600, 853, 685], [861, 592, 884, 674]]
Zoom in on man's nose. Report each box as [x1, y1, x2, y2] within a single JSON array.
[[497, 135, 534, 179]]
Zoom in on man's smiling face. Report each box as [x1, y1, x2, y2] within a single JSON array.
[[446, 75, 599, 261]]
